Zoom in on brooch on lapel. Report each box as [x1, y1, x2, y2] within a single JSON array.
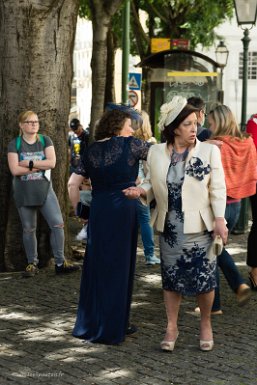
[[185, 157, 211, 181]]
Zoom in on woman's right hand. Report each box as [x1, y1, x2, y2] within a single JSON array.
[[122, 186, 146, 200], [213, 217, 228, 245]]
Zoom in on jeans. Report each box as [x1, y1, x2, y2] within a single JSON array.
[[213, 200, 244, 311], [247, 192, 257, 267], [18, 186, 65, 265], [80, 190, 92, 206], [136, 200, 155, 259]]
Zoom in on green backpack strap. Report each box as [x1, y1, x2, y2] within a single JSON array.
[[38, 133, 46, 147], [15, 136, 22, 152], [16, 134, 46, 152]]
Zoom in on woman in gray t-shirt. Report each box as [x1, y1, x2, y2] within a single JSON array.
[[7, 110, 79, 277]]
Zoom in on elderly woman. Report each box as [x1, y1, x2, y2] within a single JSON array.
[[124, 96, 228, 351]]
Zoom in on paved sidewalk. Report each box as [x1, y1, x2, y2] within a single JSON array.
[[0, 220, 257, 385]]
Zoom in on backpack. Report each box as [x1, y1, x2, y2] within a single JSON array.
[[15, 133, 46, 152]]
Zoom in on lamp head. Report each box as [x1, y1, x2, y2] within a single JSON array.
[[215, 41, 229, 68], [233, 0, 257, 26]]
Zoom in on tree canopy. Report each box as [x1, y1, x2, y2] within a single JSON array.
[[80, 0, 234, 55], [79, 0, 234, 124]]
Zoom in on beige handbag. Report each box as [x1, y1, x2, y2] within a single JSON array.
[[213, 236, 223, 256]]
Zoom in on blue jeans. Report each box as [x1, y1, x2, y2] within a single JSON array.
[[136, 200, 155, 259], [18, 186, 65, 266], [213, 201, 244, 311]]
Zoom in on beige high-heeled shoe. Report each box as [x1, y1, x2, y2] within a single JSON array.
[[200, 339, 214, 351], [160, 332, 179, 352], [236, 283, 251, 306]]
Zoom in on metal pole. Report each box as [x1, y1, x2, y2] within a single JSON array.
[[233, 28, 251, 234], [219, 68, 224, 103], [240, 28, 250, 131], [122, 0, 130, 104]]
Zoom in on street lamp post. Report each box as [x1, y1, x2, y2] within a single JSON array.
[[215, 41, 229, 103], [233, 0, 257, 233]]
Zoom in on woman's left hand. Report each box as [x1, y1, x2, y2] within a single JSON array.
[[213, 217, 228, 245], [122, 186, 145, 200]]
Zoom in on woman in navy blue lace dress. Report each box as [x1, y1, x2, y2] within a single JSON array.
[[68, 109, 149, 344]]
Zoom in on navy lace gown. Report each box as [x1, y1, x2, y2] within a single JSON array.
[[72, 136, 149, 344]]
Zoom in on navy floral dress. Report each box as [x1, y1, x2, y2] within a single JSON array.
[[160, 149, 217, 296]]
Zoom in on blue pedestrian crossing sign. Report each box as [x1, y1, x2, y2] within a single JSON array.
[[128, 73, 142, 90]]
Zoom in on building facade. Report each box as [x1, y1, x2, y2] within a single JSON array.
[[201, 16, 257, 122]]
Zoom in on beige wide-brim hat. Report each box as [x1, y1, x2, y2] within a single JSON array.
[[158, 95, 187, 131]]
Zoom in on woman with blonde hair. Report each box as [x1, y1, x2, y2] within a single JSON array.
[[134, 110, 156, 143], [133, 111, 159, 265], [206, 104, 257, 312], [209, 104, 247, 139], [7, 110, 79, 277]]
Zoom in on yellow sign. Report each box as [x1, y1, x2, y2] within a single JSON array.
[[167, 71, 218, 77], [151, 38, 170, 53]]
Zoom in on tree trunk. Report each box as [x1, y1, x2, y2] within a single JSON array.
[[89, 0, 124, 140], [104, 29, 117, 106], [0, 0, 80, 271]]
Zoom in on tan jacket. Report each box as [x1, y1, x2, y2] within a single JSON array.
[[140, 139, 226, 234]]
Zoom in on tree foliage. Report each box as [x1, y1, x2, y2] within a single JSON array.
[[79, 0, 124, 138], [131, 0, 234, 56], [79, 0, 234, 55], [79, 0, 234, 127]]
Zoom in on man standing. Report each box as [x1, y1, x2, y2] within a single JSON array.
[[187, 97, 211, 141], [68, 118, 89, 174]]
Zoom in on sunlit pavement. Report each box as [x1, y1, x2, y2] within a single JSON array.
[[0, 220, 257, 385]]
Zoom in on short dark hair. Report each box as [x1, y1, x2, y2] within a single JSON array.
[[70, 118, 80, 131], [94, 109, 131, 140], [187, 96, 205, 111], [162, 104, 198, 144]]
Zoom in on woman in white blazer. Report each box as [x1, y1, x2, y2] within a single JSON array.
[[123, 96, 228, 352]]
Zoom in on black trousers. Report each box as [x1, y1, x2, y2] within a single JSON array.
[[247, 191, 257, 267]]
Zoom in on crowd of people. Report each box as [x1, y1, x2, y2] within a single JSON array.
[[7, 96, 257, 351]]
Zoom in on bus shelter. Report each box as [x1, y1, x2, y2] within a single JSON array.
[[137, 49, 223, 135]]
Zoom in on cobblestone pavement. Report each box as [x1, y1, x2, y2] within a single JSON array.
[[0, 219, 257, 385]]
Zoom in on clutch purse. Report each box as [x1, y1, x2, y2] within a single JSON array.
[[213, 236, 223, 256]]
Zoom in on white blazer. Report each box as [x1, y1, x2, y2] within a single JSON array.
[[141, 139, 226, 234]]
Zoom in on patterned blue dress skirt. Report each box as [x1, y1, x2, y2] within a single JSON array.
[[159, 150, 217, 296]]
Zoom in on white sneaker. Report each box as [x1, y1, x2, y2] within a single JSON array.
[[145, 255, 160, 265], [76, 225, 88, 241]]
